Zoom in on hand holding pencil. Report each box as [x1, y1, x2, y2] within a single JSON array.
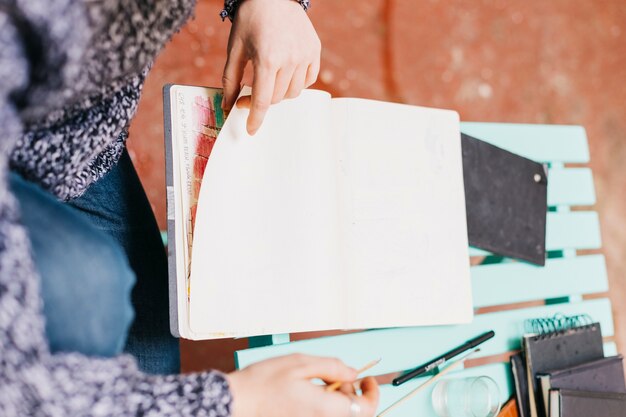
[[227, 353, 379, 417], [325, 358, 382, 392]]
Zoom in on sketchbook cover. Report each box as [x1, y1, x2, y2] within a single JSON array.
[[461, 133, 548, 265], [163, 84, 178, 336], [540, 355, 625, 393], [551, 389, 626, 417], [163, 84, 226, 337]]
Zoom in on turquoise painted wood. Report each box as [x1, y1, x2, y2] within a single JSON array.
[[471, 255, 608, 308], [469, 211, 601, 256], [460, 123, 589, 163], [545, 211, 602, 250], [248, 333, 290, 347], [234, 123, 615, 417], [605, 342, 619, 356], [547, 168, 596, 206]]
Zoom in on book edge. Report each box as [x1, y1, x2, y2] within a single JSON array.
[[511, 353, 529, 417], [163, 83, 182, 338], [538, 355, 623, 378]]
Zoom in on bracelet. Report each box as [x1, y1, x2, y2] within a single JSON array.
[[220, 0, 311, 21]]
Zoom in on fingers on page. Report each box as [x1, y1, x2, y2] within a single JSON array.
[[248, 66, 275, 135], [235, 95, 251, 109], [285, 64, 308, 99], [305, 60, 320, 88], [272, 67, 296, 104], [222, 44, 247, 111]]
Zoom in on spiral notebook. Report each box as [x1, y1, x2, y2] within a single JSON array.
[[522, 317, 604, 417]]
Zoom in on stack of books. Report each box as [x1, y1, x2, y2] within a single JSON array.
[[511, 316, 625, 417]]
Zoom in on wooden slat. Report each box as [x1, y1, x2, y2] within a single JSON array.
[[472, 255, 608, 308], [248, 334, 290, 348], [236, 298, 614, 373], [546, 211, 601, 250], [468, 246, 495, 257], [548, 168, 596, 206], [460, 122, 589, 163], [469, 211, 601, 256], [605, 342, 618, 356]]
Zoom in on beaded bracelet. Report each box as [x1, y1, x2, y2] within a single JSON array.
[[220, 0, 311, 21]]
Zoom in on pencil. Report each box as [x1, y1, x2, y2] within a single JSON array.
[[325, 358, 382, 392]]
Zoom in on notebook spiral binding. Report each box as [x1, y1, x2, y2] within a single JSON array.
[[524, 313, 595, 339]]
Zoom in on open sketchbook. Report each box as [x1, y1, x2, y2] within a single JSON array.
[[164, 85, 472, 340]]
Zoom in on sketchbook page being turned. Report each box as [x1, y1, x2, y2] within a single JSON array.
[[189, 90, 343, 338], [332, 98, 472, 329], [167, 85, 225, 337]]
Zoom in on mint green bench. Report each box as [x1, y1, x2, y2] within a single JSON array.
[[234, 123, 615, 416]]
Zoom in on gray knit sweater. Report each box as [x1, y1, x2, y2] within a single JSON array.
[[0, 0, 252, 415]]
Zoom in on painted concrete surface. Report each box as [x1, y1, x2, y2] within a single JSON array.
[[128, 0, 626, 372]]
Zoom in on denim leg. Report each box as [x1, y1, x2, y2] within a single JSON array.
[[68, 149, 180, 375], [10, 173, 135, 357]]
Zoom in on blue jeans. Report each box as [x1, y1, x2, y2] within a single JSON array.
[[10, 150, 180, 374]]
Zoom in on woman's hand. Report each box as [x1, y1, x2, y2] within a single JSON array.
[[227, 354, 380, 417], [222, 0, 321, 135]]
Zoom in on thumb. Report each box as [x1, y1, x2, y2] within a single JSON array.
[[222, 43, 247, 112]]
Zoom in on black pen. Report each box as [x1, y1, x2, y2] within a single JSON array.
[[392, 330, 495, 386]]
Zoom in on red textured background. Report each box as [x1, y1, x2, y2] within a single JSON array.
[[128, 0, 626, 373]]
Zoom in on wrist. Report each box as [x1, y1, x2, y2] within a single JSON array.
[[226, 371, 253, 417], [220, 0, 310, 21], [294, 0, 311, 12]]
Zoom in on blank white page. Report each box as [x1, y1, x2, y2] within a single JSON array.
[[189, 90, 343, 338], [332, 98, 473, 329]]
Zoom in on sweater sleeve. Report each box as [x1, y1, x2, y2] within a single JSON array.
[[0, 3, 232, 416]]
